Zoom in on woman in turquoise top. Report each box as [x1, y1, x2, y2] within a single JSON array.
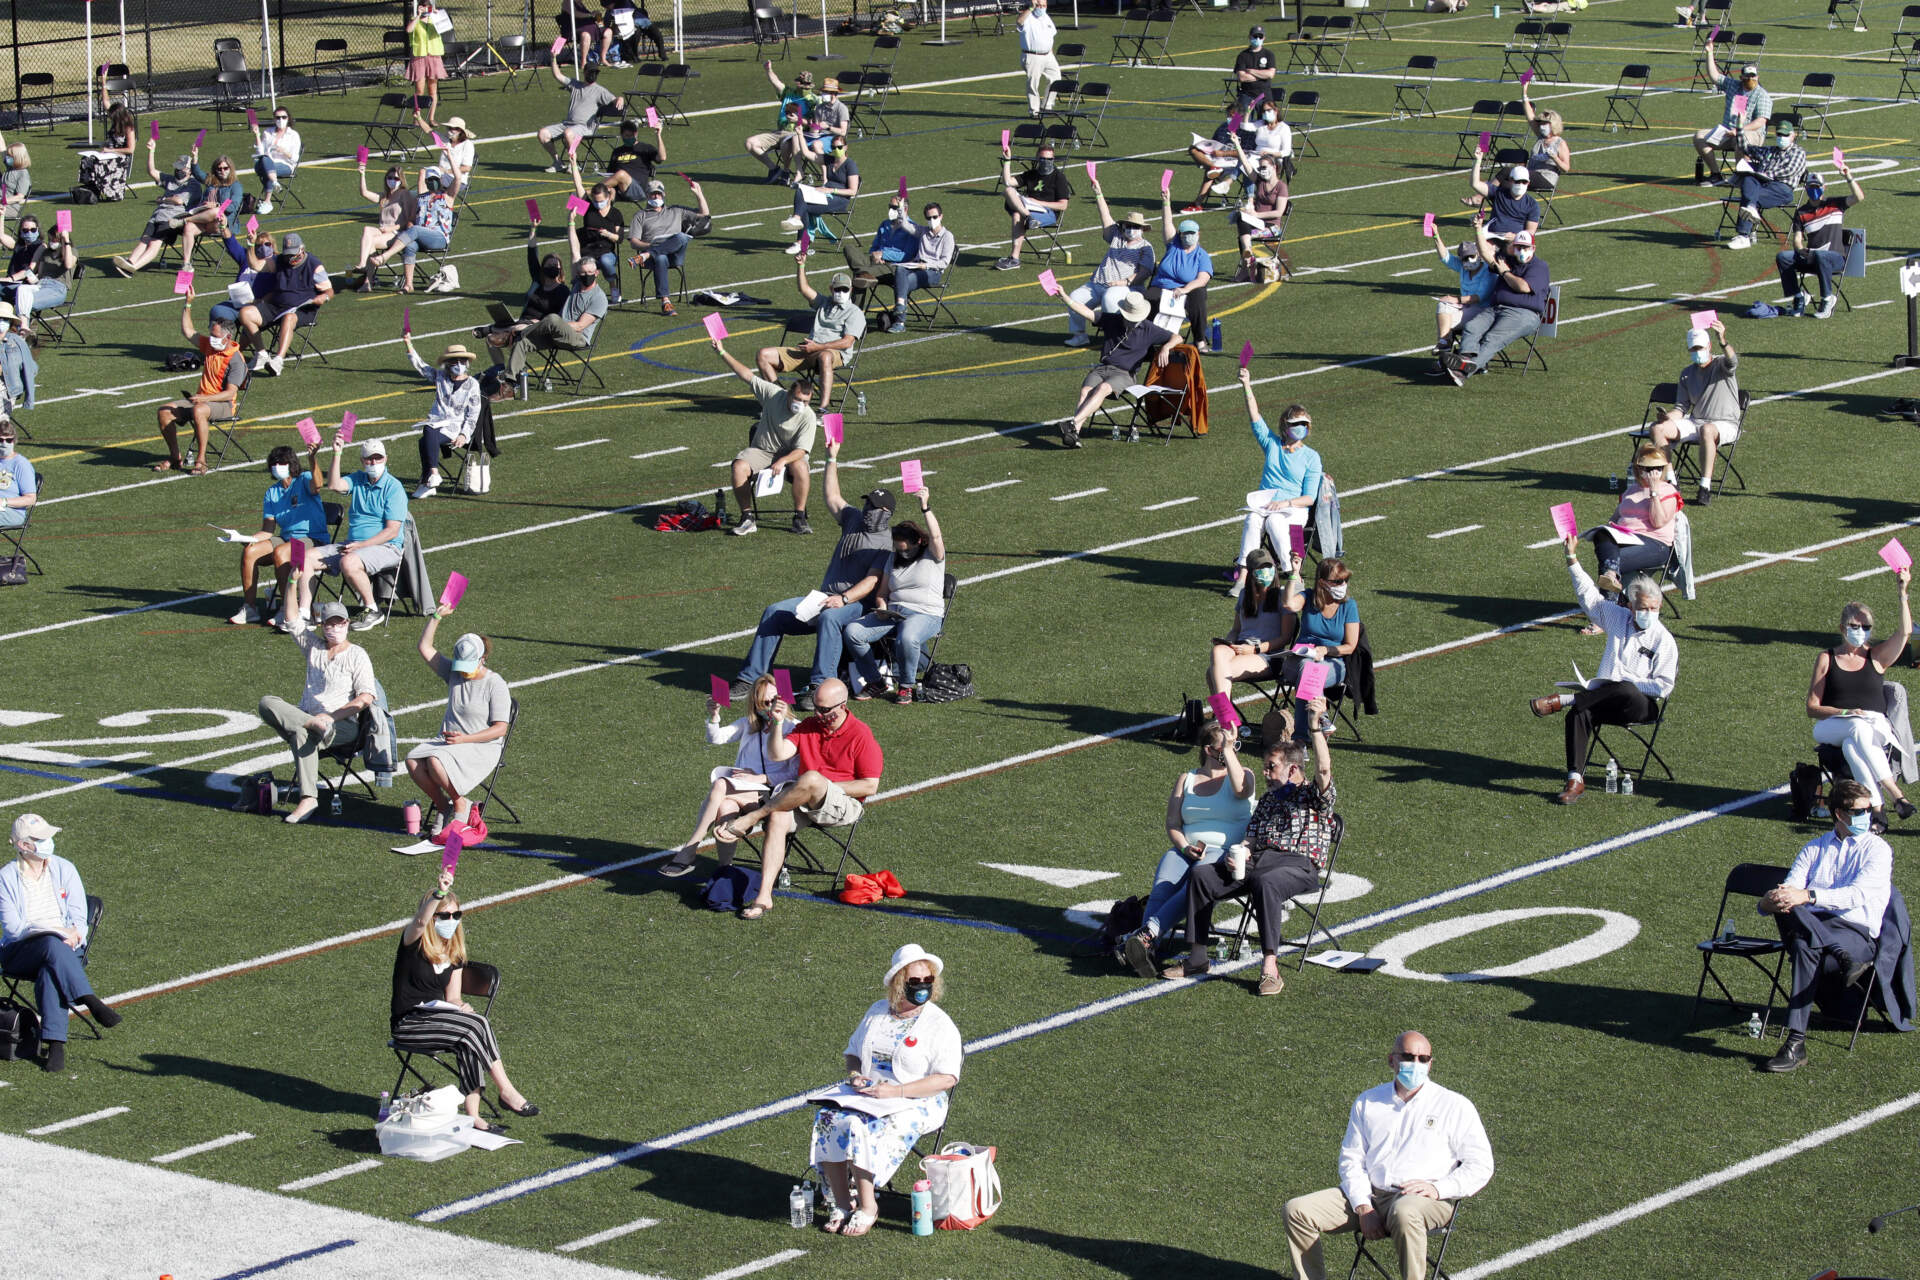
[[1283, 557, 1359, 734], [229, 442, 329, 626], [1119, 719, 1256, 976]]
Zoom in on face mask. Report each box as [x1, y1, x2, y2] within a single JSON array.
[[1633, 608, 1657, 632], [887, 207, 901, 221], [0, 441, 13, 459], [1461, 255, 1480, 269], [1807, 186, 1825, 202], [1284, 423, 1309, 443], [20, 229, 37, 244], [207, 335, 228, 352], [386, 177, 401, 190], [433, 917, 459, 940], [905, 976, 934, 1005], [579, 275, 597, 289], [832, 289, 851, 303], [1263, 112, 1277, 124], [274, 118, 290, 130], [1536, 122, 1551, 136], [1844, 625, 1870, 647], [448, 361, 468, 378], [29, 837, 53, 859], [1035, 158, 1056, 175], [1778, 133, 1794, 144], [1179, 232, 1198, 249], [595, 199, 611, 213], [271, 463, 291, 482], [1395, 1059, 1429, 1090], [543, 263, 563, 280], [647, 195, 665, 209], [895, 544, 923, 566], [1253, 566, 1275, 587], [928, 215, 942, 227], [1249, 37, 1263, 48], [364, 462, 387, 482], [1507, 183, 1527, 198], [1126, 226, 1143, 241], [1327, 582, 1349, 601], [1514, 249, 1533, 265], [1847, 809, 1873, 836]]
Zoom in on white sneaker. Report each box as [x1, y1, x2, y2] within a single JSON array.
[[413, 475, 440, 500], [784, 240, 806, 256], [1814, 294, 1838, 319], [730, 516, 759, 536], [1725, 234, 1753, 250], [267, 354, 285, 376], [251, 348, 272, 372], [257, 198, 274, 215], [1064, 333, 1090, 347], [779, 215, 805, 231], [228, 602, 261, 626]]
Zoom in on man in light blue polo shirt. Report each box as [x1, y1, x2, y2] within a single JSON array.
[[0, 421, 34, 530], [313, 437, 409, 630]]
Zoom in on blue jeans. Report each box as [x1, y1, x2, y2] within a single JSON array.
[[1777, 247, 1844, 301], [1281, 652, 1348, 726], [0, 933, 94, 1043], [845, 608, 944, 690], [1592, 531, 1671, 584], [1141, 844, 1226, 942], [5, 278, 64, 318], [255, 157, 295, 190], [1735, 176, 1793, 236], [644, 232, 689, 296], [210, 301, 239, 327], [738, 598, 868, 689], [395, 226, 450, 262], [1458, 304, 1543, 374], [890, 267, 942, 320], [796, 193, 851, 227]]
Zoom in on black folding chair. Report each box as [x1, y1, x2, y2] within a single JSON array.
[[0, 467, 44, 577], [737, 809, 872, 895], [1694, 0, 1732, 45], [363, 94, 423, 158], [16, 73, 58, 133], [2, 896, 106, 1042], [1350, 1197, 1463, 1280], [637, 63, 693, 126], [1602, 64, 1652, 131], [1629, 385, 1748, 494], [1833, 227, 1868, 311], [887, 253, 963, 330], [1795, 72, 1838, 139], [1901, 39, 1920, 98], [1585, 693, 1672, 783], [1687, 862, 1791, 1034], [530, 323, 606, 395], [1221, 814, 1346, 971], [1453, 100, 1515, 168], [205, 369, 256, 464], [847, 72, 895, 139], [1286, 90, 1322, 160], [753, 6, 791, 59], [31, 265, 86, 346], [1394, 56, 1439, 118], [288, 302, 331, 367], [470, 698, 523, 824], [301, 704, 380, 809], [389, 960, 503, 1118]]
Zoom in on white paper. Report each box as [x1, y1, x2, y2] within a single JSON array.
[[207, 524, 253, 544], [793, 589, 831, 623], [611, 9, 637, 34], [390, 837, 442, 855], [429, 8, 454, 33], [754, 467, 785, 498], [1305, 949, 1368, 969], [805, 1080, 917, 1118], [798, 184, 830, 207], [227, 282, 254, 307], [454, 1124, 521, 1150], [1703, 125, 1731, 147], [1579, 523, 1643, 546]]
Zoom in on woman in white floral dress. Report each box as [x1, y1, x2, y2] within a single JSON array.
[[811, 943, 963, 1236]]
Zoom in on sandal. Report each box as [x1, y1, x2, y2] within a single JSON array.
[[737, 902, 772, 921], [712, 821, 741, 843], [190, 461, 210, 476], [151, 459, 180, 473], [840, 1208, 878, 1237], [821, 1208, 848, 1234]]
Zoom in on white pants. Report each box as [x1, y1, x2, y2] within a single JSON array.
[[1067, 281, 1127, 335], [1237, 497, 1311, 568], [1815, 712, 1898, 805], [1023, 51, 1061, 114]]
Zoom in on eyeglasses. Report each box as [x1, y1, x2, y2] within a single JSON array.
[[1634, 465, 1661, 474], [1844, 805, 1874, 816], [435, 910, 463, 920], [816, 702, 848, 716], [1396, 1052, 1433, 1062]]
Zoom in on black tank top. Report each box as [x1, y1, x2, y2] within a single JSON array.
[[1823, 647, 1884, 713]]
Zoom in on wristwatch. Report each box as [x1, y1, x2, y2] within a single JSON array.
[[1807, 888, 1817, 906]]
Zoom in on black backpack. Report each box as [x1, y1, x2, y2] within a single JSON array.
[[0, 997, 39, 1062], [1788, 763, 1825, 822], [1166, 695, 1206, 744], [918, 661, 975, 704]]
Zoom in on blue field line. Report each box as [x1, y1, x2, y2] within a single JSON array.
[[413, 782, 1780, 1224], [0, 761, 89, 783], [770, 886, 1080, 944], [210, 1238, 356, 1279]]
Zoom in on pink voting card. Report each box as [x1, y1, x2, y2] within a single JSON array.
[[1239, 341, 1253, 371], [289, 538, 307, 571], [402, 305, 411, 335], [1295, 659, 1332, 703], [1207, 691, 1242, 732], [194, 128, 207, 149], [702, 312, 728, 342], [1519, 69, 1535, 86], [646, 106, 662, 130], [565, 194, 589, 216], [1000, 128, 1011, 150], [897, 175, 908, 202], [1085, 161, 1097, 183], [356, 145, 370, 166], [1880, 538, 1912, 573], [1160, 167, 1174, 193], [1477, 131, 1491, 154], [710, 674, 732, 707], [799, 228, 813, 256], [440, 571, 468, 613], [525, 198, 542, 224], [55, 209, 71, 236], [245, 215, 259, 236], [900, 459, 924, 493], [337, 411, 358, 446], [567, 132, 581, 157], [550, 35, 567, 54], [1421, 212, 1436, 237], [172, 269, 193, 295], [822, 412, 845, 445], [1688, 309, 1716, 330], [295, 417, 321, 447], [773, 669, 795, 705], [1289, 524, 1308, 560], [1731, 93, 1748, 116], [246, 107, 258, 130], [441, 828, 464, 872], [1832, 146, 1846, 169], [217, 197, 232, 217], [1037, 268, 1060, 296], [431, 131, 447, 151], [1709, 22, 1721, 39], [1550, 501, 1578, 540], [149, 119, 160, 143]]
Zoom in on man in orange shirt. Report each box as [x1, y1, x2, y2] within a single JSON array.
[[153, 285, 245, 474]]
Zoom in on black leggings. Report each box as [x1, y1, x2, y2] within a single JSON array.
[[1566, 680, 1656, 775], [1144, 284, 1210, 345], [1185, 851, 1318, 963]]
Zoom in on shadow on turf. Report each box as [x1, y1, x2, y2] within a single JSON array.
[[1369, 586, 1567, 629], [540, 1136, 799, 1220], [1770, 489, 1917, 530], [1490, 977, 1790, 1063], [104, 1052, 379, 1116], [1000, 1226, 1272, 1279]]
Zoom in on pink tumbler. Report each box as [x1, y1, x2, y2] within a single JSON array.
[[403, 800, 422, 834]]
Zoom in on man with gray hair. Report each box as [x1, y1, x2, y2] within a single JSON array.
[[1530, 533, 1678, 803], [261, 598, 379, 824]]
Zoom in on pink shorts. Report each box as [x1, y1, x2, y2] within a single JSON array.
[[409, 55, 446, 82]]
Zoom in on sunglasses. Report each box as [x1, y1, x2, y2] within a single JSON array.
[[816, 702, 848, 716], [435, 910, 464, 920], [1843, 805, 1873, 816], [1396, 1052, 1434, 1062]]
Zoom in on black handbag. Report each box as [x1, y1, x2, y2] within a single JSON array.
[[0, 554, 27, 586], [0, 997, 40, 1061]]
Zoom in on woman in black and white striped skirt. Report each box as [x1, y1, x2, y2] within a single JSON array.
[[390, 867, 540, 1129]]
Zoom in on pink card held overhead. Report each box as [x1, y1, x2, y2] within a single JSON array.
[[822, 412, 844, 445], [245, 215, 259, 236], [1289, 523, 1308, 560], [566, 194, 589, 216], [1477, 131, 1491, 154], [525, 197, 542, 224], [702, 312, 728, 342], [246, 107, 258, 130], [1880, 538, 1913, 573], [900, 459, 924, 493], [1037, 268, 1060, 296], [194, 128, 207, 149], [216, 197, 232, 217], [773, 669, 795, 705], [1550, 501, 1578, 540], [172, 269, 193, 295], [55, 210, 71, 236], [402, 305, 411, 335], [1207, 692, 1242, 732], [356, 145, 370, 166], [1731, 94, 1747, 116], [1160, 167, 1174, 193], [440, 571, 468, 613], [1519, 69, 1535, 86], [295, 417, 320, 447], [289, 538, 307, 571], [1001, 128, 1011, 150], [431, 132, 447, 151], [149, 120, 160, 143], [710, 674, 732, 707], [1832, 146, 1846, 169], [799, 228, 812, 255], [646, 106, 662, 130], [550, 34, 567, 54], [1421, 212, 1436, 237], [338, 411, 358, 446], [1239, 341, 1253, 370], [1688, 309, 1716, 330], [897, 175, 908, 202], [1085, 161, 1097, 183], [567, 132, 581, 157], [1295, 660, 1332, 703], [441, 829, 464, 873]]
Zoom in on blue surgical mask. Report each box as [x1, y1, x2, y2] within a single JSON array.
[[1179, 232, 1198, 249], [905, 976, 934, 1005], [1844, 625, 1870, 647], [30, 837, 54, 858], [448, 360, 469, 377], [1633, 608, 1657, 631], [0, 441, 13, 460], [433, 917, 459, 940], [20, 229, 38, 244], [271, 463, 291, 482], [385, 177, 401, 191], [1692, 349, 1711, 366], [1249, 37, 1263, 49], [1847, 809, 1873, 836], [1395, 1059, 1429, 1090], [1806, 185, 1825, 202], [1285, 424, 1309, 443]]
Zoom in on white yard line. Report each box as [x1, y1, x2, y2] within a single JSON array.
[[1841, 564, 1890, 581], [1853, 299, 1893, 309], [279, 1159, 384, 1192], [1391, 267, 1429, 276], [630, 446, 689, 460], [1527, 536, 1563, 549], [553, 438, 610, 450], [555, 1217, 661, 1253], [700, 1251, 807, 1280], [26, 1106, 130, 1135], [152, 1131, 254, 1164], [1051, 487, 1108, 501], [1142, 496, 1199, 510], [1343, 515, 1387, 529], [1614, 282, 1660, 292], [1743, 551, 1818, 562], [1427, 524, 1482, 539]]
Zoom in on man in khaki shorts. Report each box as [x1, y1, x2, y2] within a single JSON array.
[[756, 255, 865, 411], [153, 290, 245, 474], [710, 335, 820, 536]]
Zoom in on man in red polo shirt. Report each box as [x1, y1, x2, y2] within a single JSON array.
[[717, 677, 882, 920]]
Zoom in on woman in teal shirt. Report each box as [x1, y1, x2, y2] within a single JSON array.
[[1282, 557, 1359, 735], [230, 443, 329, 627]]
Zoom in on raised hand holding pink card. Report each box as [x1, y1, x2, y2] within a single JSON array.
[[246, 107, 258, 130], [245, 215, 259, 236], [773, 669, 795, 705], [1295, 660, 1332, 703], [431, 132, 448, 151], [646, 106, 662, 130], [567, 132, 581, 157], [1880, 538, 1913, 573], [1207, 692, 1242, 732], [799, 228, 812, 256], [356, 145, 370, 166], [822, 412, 844, 445], [1550, 501, 1578, 540], [1421, 212, 1436, 237], [1477, 131, 1491, 154], [710, 674, 732, 707], [1289, 524, 1308, 560], [1832, 146, 1845, 169], [900, 459, 924, 493], [1239, 341, 1253, 370], [149, 120, 160, 143], [897, 175, 909, 202], [289, 538, 307, 571], [402, 305, 411, 335], [1519, 69, 1535, 86], [702, 312, 729, 342], [336, 411, 358, 446], [1688, 309, 1716, 330], [1037, 268, 1060, 296], [295, 417, 321, 447], [1000, 128, 1011, 151], [1084, 161, 1097, 183], [551, 35, 567, 54], [194, 128, 207, 149], [525, 198, 542, 224], [1160, 167, 1174, 193], [441, 829, 464, 873], [439, 571, 468, 613], [173, 269, 193, 295], [55, 210, 71, 236]]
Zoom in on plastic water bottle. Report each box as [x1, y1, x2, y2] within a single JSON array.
[[376, 1091, 391, 1122], [788, 1183, 813, 1228], [1608, 470, 1618, 492], [1746, 1012, 1764, 1038], [911, 1179, 933, 1235], [1620, 771, 1634, 796], [855, 389, 868, 416], [715, 487, 728, 525], [184, 446, 197, 470], [1722, 918, 1737, 943], [1209, 319, 1222, 350], [329, 789, 344, 816], [1604, 757, 1619, 794]]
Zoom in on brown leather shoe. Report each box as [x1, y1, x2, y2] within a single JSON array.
[[1160, 959, 1209, 981], [1555, 777, 1587, 805], [1256, 971, 1285, 997], [1530, 696, 1565, 717], [1596, 570, 1623, 595]]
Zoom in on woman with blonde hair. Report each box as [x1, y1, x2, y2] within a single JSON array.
[[659, 675, 798, 877], [812, 943, 962, 1237], [390, 867, 539, 1130], [1282, 556, 1360, 735], [2, 138, 31, 204], [1521, 79, 1572, 193], [1808, 571, 1916, 830]]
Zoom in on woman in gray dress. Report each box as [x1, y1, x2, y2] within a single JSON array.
[[405, 606, 512, 846]]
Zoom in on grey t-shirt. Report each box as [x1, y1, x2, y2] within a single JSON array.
[[564, 282, 609, 340], [565, 80, 620, 129], [819, 505, 892, 595], [430, 658, 513, 738], [809, 295, 867, 347]]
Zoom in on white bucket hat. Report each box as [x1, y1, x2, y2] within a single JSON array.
[[883, 942, 943, 988]]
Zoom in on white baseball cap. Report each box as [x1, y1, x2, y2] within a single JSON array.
[[1686, 328, 1711, 349], [11, 813, 59, 845], [450, 633, 486, 675], [360, 438, 388, 461], [1507, 165, 1530, 185]]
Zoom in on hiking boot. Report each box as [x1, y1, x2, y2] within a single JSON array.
[[1763, 1036, 1807, 1072]]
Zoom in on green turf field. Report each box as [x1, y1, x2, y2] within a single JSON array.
[[7, 2, 1920, 1276]]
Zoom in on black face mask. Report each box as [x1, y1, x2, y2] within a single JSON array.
[[1035, 157, 1056, 175], [542, 261, 563, 280], [904, 977, 934, 1005]]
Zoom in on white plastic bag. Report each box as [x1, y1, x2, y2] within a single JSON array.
[[921, 1142, 1001, 1230], [377, 1086, 468, 1161]]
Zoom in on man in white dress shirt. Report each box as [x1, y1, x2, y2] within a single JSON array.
[[1017, 0, 1060, 117], [1757, 777, 1893, 1072], [1528, 534, 1679, 804], [1284, 1030, 1494, 1280]]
